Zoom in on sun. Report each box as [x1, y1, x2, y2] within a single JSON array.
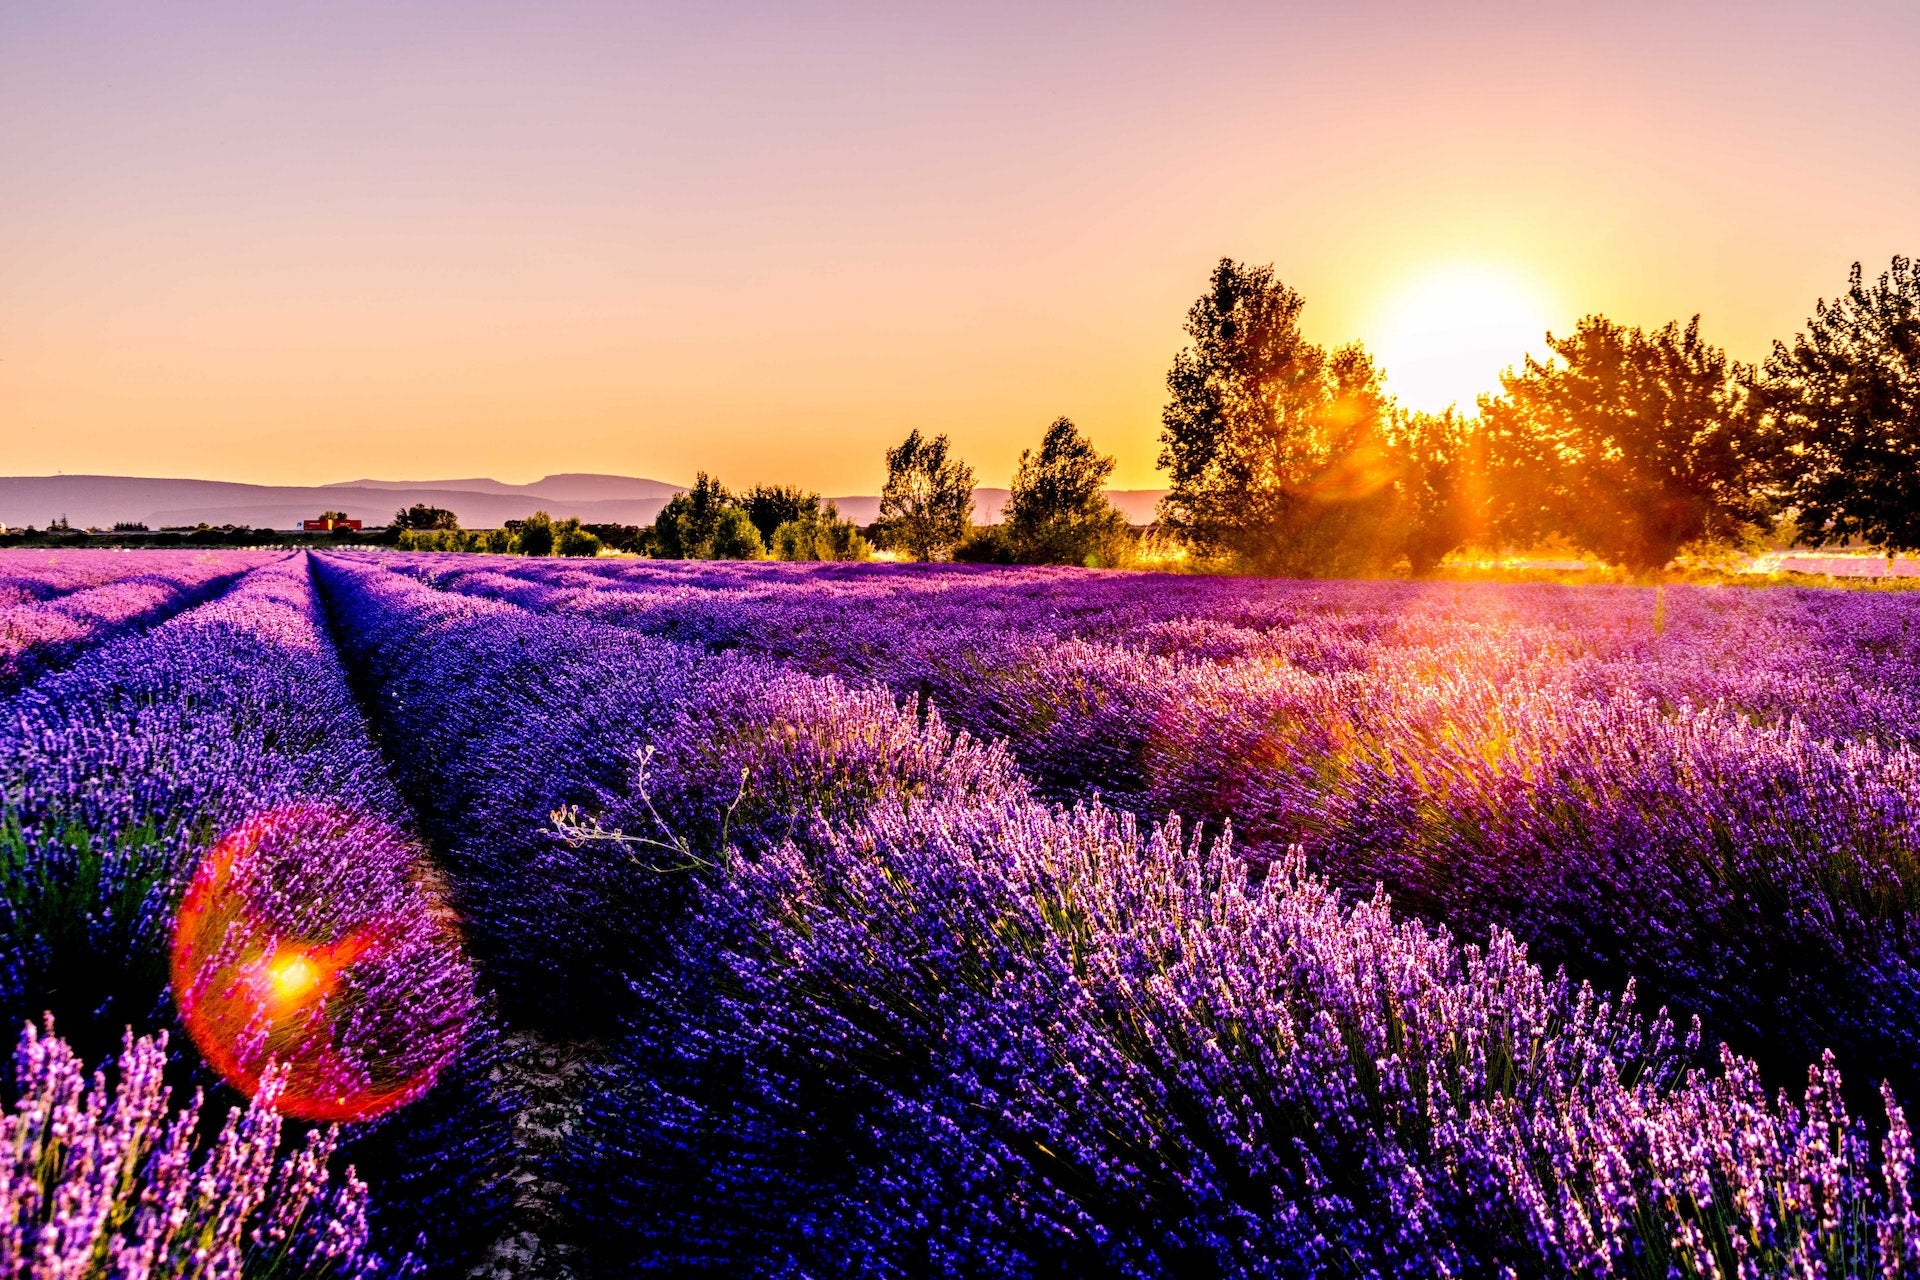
[[1365, 265, 1558, 415]]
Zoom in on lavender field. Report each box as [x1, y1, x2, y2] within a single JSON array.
[[5, 546, 1920, 1277]]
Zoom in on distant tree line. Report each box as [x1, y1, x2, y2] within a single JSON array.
[[0, 519, 372, 550], [388, 505, 605, 556], [1154, 254, 1920, 577], [32, 255, 1910, 576], [647, 476, 873, 561]]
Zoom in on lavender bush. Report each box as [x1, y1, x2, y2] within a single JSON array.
[[0, 552, 277, 692], [303, 553, 1920, 1276], [0, 550, 258, 606], [0, 1019, 395, 1278], [170, 800, 477, 1124], [398, 555, 1920, 1098], [0, 556, 511, 1274], [5, 546, 1903, 1275], [585, 768, 1920, 1276], [309, 553, 1025, 1036]]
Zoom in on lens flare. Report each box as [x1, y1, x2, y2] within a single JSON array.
[[171, 802, 475, 1122], [268, 953, 321, 1006]]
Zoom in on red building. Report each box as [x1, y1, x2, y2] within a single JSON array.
[[302, 515, 363, 532]]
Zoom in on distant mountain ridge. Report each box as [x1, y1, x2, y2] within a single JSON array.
[[0, 474, 1167, 531], [0, 474, 688, 531], [319, 474, 684, 502]]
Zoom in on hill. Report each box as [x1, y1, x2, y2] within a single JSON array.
[[0, 474, 686, 531], [0, 475, 1167, 531]]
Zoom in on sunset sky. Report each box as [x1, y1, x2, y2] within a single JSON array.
[[3, 1, 1916, 492]]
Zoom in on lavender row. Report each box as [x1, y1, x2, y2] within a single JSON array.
[[0, 554, 509, 1274], [307, 554, 1030, 1273], [0, 549, 282, 690], [403, 555, 1920, 750], [307, 552, 1026, 1036], [311, 555, 1920, 1276], [0, 548, 252, 605], [402, 556, 1920, 1101], [589, 798, 1920, 1277]]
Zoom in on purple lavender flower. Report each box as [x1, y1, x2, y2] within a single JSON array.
[[394, 554, 1920, 1099], [0, 1018, 398, 1278], [0, 551, 278, 691], [1, 554, 513, 1273], [310, 552, 1920, 1276]]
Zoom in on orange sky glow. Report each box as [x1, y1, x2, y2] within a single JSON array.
[[3, 2, 1916, 491]]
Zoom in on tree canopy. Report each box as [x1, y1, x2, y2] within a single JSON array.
[[771, 501, 871, 562], [1157, 259, 1395, 576], [654, 474, 765, 560], [1387, 408, 1479, 578], [876, 430, 973, 561], [1763, 256, 1920, 555], [392, 504, 461, 532], [1003, 418, 1132, 566], [516, 510, 557, 556], [1479, 315, 1767, 574], [741, 485, 822, 546]]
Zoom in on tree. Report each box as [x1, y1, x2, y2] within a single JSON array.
[[741, 485, 822, 546], [653, 475, 765, 559], [876, 430, 974, 561], [393, 504, 460, 532], [318, 509, 349, 522], [771, 501, 871, 562], [546, 516, 602, 557], [1386, 409, 1480, 577], [1157, 260, 1397, 577], [583, 523, 646, 553], [1763, 256, 1920, 554], [708, 508, 765, 559], [952, 524, 1017, 564], [653, 474, 732, 559], [1003, 417, 1133, 566], [1479, 315, 1768, 574], [516, 511, 557, 556]]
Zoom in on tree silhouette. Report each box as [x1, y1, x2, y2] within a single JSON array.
[[1479, 316, 1767, 574], [1005, 417, 1131, 566], [653, 474, 764, 559], [1763, 256, 1920, 555], [516, 510, 557, 556], [1388, 408, 1479, 577], [877, 430, 973, 561], [740, 484, 821, 545], [392, 503, 460, 532], [771, 502, 871, 562], [1158, 259, 1394, 576]]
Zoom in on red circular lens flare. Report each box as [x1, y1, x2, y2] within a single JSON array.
[[171, 803, 474, 1122]]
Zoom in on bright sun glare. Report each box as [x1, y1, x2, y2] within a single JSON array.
[[1367, 266, 1558, 415], [269, 952, 323, 1006]]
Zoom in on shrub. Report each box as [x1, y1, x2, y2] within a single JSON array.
[[951, 523, 1016, 563], [772, 504, 871, 562]]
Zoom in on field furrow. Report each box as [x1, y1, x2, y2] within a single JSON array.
[[310, 551, 1030, 1275], [0, 550, 287, 691], [397, 554, 1920, 1105], [306, 551, 1920, 1278], [0, 553, 512, 1276]]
